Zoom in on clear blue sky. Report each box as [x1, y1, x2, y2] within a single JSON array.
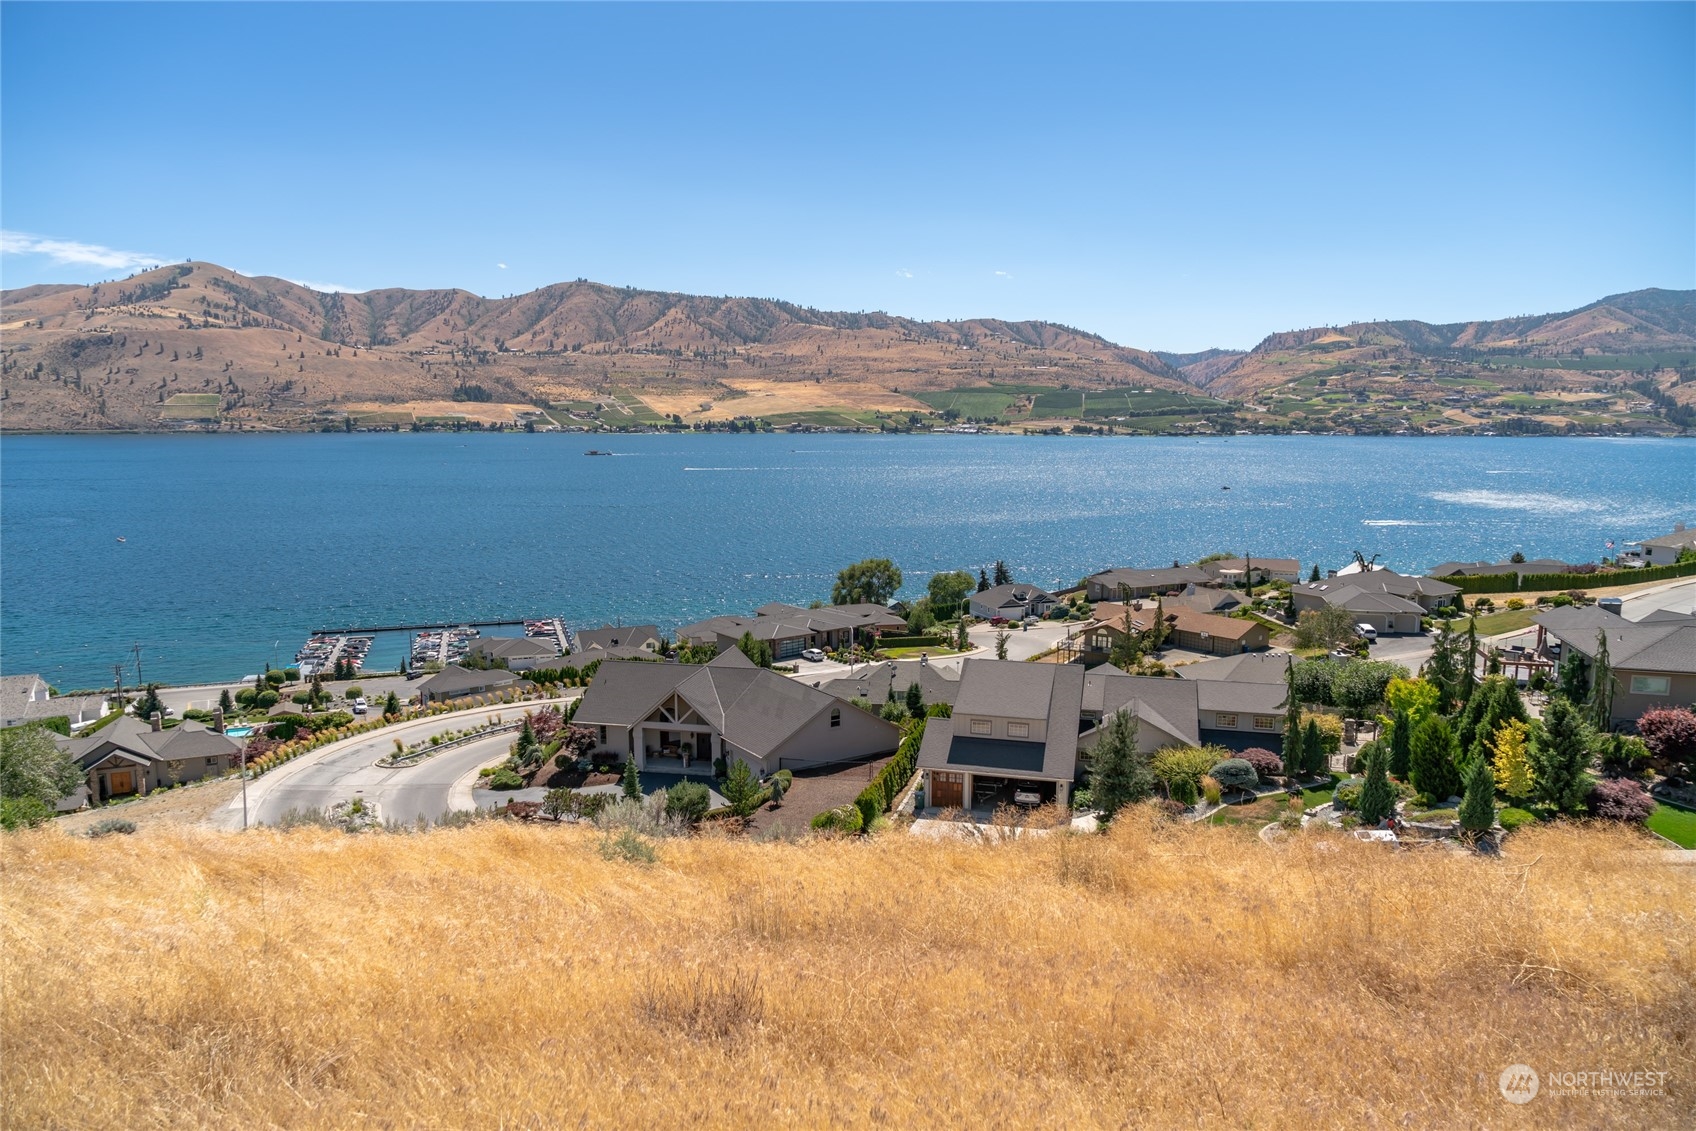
[[2, 2, 1690, 351]]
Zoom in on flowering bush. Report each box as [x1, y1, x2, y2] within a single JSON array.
[[1239, 748, 1283, 782], [1637, 707, 1696, 767], [1585, 777, 1655, 824]]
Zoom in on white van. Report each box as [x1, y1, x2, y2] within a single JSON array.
[[1355, 623, 1378, 644]]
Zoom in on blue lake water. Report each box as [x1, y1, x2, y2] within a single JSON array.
[[2, 433, 1691, 689]]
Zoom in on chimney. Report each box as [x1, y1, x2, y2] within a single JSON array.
[[1677, 523, 1687, 533], [150, 711, 162, 732], [212, 707, 225, 734]]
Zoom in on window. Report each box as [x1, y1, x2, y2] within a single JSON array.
[[1630, 675, 1672, 696], [1007, 722, 1030, 738], [969, 718, 992, 736], [1253, 715, 1278, 731], [598, 726, 607, 745], [1216, 713, 1239, 729], [830, 708, 841, 728]]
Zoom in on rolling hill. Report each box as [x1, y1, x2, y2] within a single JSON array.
[[0, 263, 1188, 431], [1, 266, 1691, 433]]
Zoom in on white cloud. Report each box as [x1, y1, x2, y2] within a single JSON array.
[[993, 270, 1013, 279], [895, 268, 913, 279], [497, 262, 508, 270], [0, 229, 165, 272], [283, 278, 361, 294]]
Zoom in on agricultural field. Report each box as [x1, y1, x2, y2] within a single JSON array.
[[158, 392, 221, 420], [1029, 388, 1233, 420]]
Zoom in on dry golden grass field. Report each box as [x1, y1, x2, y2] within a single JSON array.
[[2, 816, 1691, 1129]]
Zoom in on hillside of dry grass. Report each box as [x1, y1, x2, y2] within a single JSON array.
[[0, 263, 1190, 431], [3, 815, 1690, 1128]]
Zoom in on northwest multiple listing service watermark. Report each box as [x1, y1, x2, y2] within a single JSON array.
[[1499, 1063, 1670, 1104]]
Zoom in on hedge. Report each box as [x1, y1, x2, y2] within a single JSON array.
[[850, 719, 926, 828], [874, 634, 947, 649], [1447, 559, 1696, 594]]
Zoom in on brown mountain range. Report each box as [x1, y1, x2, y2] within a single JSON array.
[[1, 264, 1691, 431]]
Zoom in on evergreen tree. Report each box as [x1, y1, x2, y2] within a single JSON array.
[[1280, 659, 1303, 776], [976, 569, 991, 593], [1420, 621, 1464, 712], [384, 690, 401, 716], [954, 618, 970, 651], [1356, 740, 1396, 826], [1457, 617, 1479, 708], [1409, 715, 1461, 802], [992, 560, 1012, 586], [621, 758, 642, 801], [218, 688, 234, 713], [1589, 629, 1614, 733], [1308, 564, 1322, 582], [995, 627, 1009, 661], [1387, 707, 1412, 780], [1529, 699, 1593, 813], [736, 631, 774, 668], [904, 679, 924, 717], [1557, 648, 1590, 703], [130, 683, 165, 723], [1089, 709, 1153, 818], [1456, 676, 1529, 764], [1490, 718, 1534, 801], [1302, 717, 1327, 777], [1458, 746, 1498, 837]]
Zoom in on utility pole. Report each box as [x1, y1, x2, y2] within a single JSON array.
[[131, 642, 144, 686], [240, 743, 249, 831], [112, 662, 125, 705]]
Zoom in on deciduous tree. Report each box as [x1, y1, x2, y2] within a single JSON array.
[[1490, 718, 1534, 801], [832, 558, 903, 606]]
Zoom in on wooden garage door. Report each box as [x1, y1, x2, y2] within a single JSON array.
[[930, 772, 963, 808]]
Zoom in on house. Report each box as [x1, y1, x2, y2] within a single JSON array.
[[416, 664, 528, 705], [1162, 585, 1244, 615], [0, 674, 109, 729], [574, 624, 664, 658], [1533, 606, 1696, 726], [1200, 557, 1303, 585], [1635, 523, 1696, 566], [571, 648, 901, 776], [1425, 558, 1570, 578], [466, 635, 561, 672], [676, 603, 907, 661], [1083, 565, 1215, 601], [1066, 601, 1268, 662], [1079, 667, 1201, 751], [967, 582, 1058, 622], [1174, 652, 1291, 684], [1160, 606, 1271, 655], [917, 660, 1085, 809], [63, 713, 241, 803], [1292, 572, 1458, 628], [820, 660, 960, 710]]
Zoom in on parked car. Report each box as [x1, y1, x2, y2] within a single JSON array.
[[989, 616, 1009, 626], [1355, 623, 1379, 643], [800, 648, 826, 662], [352, 697, 368, 714]]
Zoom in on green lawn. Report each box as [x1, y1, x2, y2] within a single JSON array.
[[1647, 803, 1696, 849], [1447, 608, 1539, 637]]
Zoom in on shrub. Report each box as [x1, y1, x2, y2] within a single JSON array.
[[1201, 775, 1222, 805], [1586, 777, 1654, 824], [1505, 598, 1526, 610], [1334, 781, 1363, 811], [1150, 746, 1221, 793], [255, 690, 280, 709], [1239, 747, 1283, 782], [87, 818, 137, 838], [1169, 776, 1198, 806], [1209, 759, 1258, 794], [1498, 807, 1537, 832], [1300, 712, 1344, 758], [855, 790, 880, 831], [810, 805, 863, 834], [265, 671, 287, 687], [665, 781, 711, 825], [1637, 707, 1696, 767], [0, 796, 52, 830], [488, 768, 525, 790]]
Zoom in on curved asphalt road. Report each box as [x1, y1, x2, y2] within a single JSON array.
[[213, 698, 575, 830]]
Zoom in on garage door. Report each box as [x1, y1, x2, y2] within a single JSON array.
[[930, 772, 963, 808]]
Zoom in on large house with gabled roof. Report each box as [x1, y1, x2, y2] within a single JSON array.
[[572, 649, 902, 776], [64, 713, 242, 803]]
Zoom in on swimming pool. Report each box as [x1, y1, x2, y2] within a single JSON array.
[[224, 726, 256, 738]]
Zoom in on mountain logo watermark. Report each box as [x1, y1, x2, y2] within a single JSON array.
[[1499, 1065, 1540, 1104]]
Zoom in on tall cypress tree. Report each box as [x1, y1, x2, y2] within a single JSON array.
[[1409, 715, 1461, 803], [1281, 659, 1303, 776], [1356, 741, 1396, 826], [1529, 698, 1593, 813], [1589, 629, 1614, 733], [1388, 707, 1413, 780], [1303, 717, 1327, 777], [1458, 747, 1498, 839], [1457, 617, 1479, 709]]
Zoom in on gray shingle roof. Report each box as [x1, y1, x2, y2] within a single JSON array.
[[1176, 653, 1292, 684], [1087, 565, 1213, 592], [1298, 572, 1459, 601], [575, 624, 662, 652], [1082, 669, 1201, 747], [67, 715, 240, 768], [1638, 526, 1696, 549], [416, 664, 523, 697], [470, 636, 560, 661], [819, 661, 959, 707], [920, 660, 1085, 780], [1536, 607, 1696, 674]]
